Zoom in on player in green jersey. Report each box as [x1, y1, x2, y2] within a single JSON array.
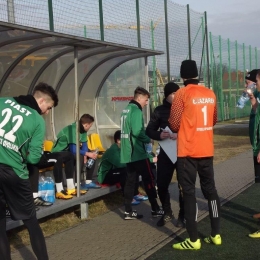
[[0, 82, 58, 260]]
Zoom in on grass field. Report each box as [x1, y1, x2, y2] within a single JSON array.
[[8, 121, 252, 251], [147, 183, 260, 260]]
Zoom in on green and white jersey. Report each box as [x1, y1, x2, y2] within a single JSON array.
[[120, 101, 150, 163], [0, 97, 45, 179], [51, 122, 87, 152]]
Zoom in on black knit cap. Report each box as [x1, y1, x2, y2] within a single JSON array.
[[164, 82, 180, 97], [245, 69, 259, 83], [180, 60, 198, 79]]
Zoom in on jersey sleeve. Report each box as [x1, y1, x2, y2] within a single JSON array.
[[169, 89, 185, 132], [27, 118, 45, 164], [146, 109, 162, 140], [131, 111, 150, 143]]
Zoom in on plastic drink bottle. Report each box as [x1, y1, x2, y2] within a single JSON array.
[[46, 177, 55, 203], [86, 148, 99, 169], [236, 83, 256, 108], [145, 143, 153, 154]]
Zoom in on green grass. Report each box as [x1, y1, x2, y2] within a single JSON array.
[[147, 184, 260, 260]]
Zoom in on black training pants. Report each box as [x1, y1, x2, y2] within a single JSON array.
[[124, 158, 158, 213], [177, 156, 220, 241], [157, 149, 184, 218]]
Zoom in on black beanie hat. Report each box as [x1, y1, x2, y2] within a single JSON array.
[[245, 69, 258, 83], [180, 60, 198, 79], [164, 82, 180, 97]]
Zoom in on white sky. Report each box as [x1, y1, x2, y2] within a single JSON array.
[[173, 0, 260, 48]]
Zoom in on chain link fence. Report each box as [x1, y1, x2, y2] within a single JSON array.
[[0, 0, 259, 120]]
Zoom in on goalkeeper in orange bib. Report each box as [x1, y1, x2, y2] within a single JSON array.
[[169, 60, 221, 250]]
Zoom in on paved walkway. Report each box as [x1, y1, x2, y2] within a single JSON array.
[[11, 149, 254, 260]]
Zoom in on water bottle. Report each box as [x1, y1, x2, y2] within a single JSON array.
[[86, 148, 99, 169], [40, 177, 48, 201], [46, 177, 55, 203], [236, 83, 256, 109], [38, 176, 45, 198], [145, 143, 153, 154]]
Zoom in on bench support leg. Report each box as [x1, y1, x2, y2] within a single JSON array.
[[80, 202, 88, 219]]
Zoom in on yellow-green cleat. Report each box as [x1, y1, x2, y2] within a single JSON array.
[[204, 234, 222, 245], [249, 230, 260, 238], [172, 238, 201, 250]]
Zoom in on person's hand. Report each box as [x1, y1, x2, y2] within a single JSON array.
[[152, 156, 158, 163], [170, 133, 177, 140], [248, 92, 258, 111], [257, 152, 260, 164], [85, 152, 98, 159], [160, 130, 170, 139]]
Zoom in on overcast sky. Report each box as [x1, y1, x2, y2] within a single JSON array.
[[173, 0, 260, 48]]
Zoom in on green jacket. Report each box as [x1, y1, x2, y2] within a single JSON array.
[[120, 100, 150, 163], [249, 90, 260, 146], [97, 143, 125, 183], [252, 90, 260, 155], [0, 97, 45, 179], [52, 122, 87, 152]]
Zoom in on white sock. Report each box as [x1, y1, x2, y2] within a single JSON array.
[[85, 180, 92, 184], [33, 193, 38, 199], [66, 179, 75, 190], [56, 182, 63, 193]]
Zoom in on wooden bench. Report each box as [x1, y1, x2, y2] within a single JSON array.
[[6, 134, 114, 231]]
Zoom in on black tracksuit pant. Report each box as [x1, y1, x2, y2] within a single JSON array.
[[253, 155, 260, 183], [157, 149, 184, 218], [102, 167, 139, 196], [28, 151, 74, 193], [177, 156, 221, 242], [124, 158, 159, 213]]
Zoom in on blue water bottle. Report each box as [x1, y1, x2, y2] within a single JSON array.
[[38, 176, 44, 198], [46, 177, 55, 203]]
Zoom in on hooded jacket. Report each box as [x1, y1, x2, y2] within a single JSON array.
[[146, 98, 174, 141]]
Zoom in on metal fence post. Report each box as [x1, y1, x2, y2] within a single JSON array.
[[228, 38, 231, 119], [151, 20, 157, 107], [136, 0, 141, 48], [99, 0, 104, 41], [255, 47, 258, 68], [48, 0, 54, 31], [84, 25, 87, 38], [235, 40, 238, 119], [7, 0, 15, 23], [187, 4, 191, 60], [243, 43, 246, 77], [249, 45, 252, 71], [164, 0, 171, 81], [219, 35, 224, 121], [204, 11, 210, 89], [209, 32, 214, 90]]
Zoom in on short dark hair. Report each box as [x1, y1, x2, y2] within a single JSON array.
[[134, 86, 150, 99], [114, 130, 121, 143], [33, 82, 59, 107], [80, 114, 94, 124]]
